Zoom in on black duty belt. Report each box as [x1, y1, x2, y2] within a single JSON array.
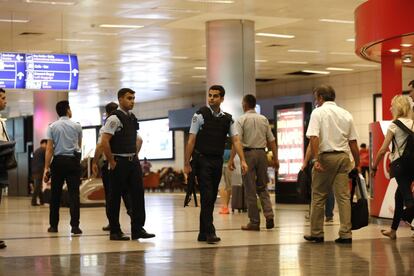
[[320, 151, 345, 154], [54, 155, 75, 159], [243, 147, 265, 152], [114, 155, 137, 161]]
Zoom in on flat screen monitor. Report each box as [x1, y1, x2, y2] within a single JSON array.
[[276, 105, 305, 182], [81, 127, 98, 159], [138, 118, 174, 160]]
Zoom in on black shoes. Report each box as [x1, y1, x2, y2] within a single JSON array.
[[47, 226, 58, 233], [303, 235, 324, 243], [0, 240, 6, 249], [110, 232, 130, 241], [335, 237, 352, 244], [131, 229, 155, 240], [197, 233, 221, 244], [197, 233, 207, 242], [266, 219, 275, 229], [206, 234, 221, 244], [102, 225, 111, 231], [71, 227, 83, 235]]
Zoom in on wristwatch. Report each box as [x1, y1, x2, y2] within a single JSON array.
[[310, 158, 318, 165]]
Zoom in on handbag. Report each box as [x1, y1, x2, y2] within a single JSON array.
[[350, 171, 369, 230], [0, 121, 17, 170]]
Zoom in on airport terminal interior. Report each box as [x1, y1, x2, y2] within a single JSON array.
[[1, 0, 414, 275]]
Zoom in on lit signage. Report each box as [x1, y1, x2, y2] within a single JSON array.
[[25, 54, 79, 90], [0, 52, 78, 90], [0, 53, 26, 89], [276, 106, 305, 182]]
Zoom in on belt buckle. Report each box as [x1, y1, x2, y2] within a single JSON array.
[[128, 156, 134, 161]]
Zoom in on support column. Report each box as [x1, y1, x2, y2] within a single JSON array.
[[381, 54, 402, 120], [206, 20, 255, 119], [33, 91, 68, 147]]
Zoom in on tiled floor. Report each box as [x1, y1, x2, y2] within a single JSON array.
[[0, 193, 413, 275]]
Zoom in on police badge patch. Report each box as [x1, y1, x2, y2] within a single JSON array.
[[192, 115, 197, 123], [109, 121, 116, 129]]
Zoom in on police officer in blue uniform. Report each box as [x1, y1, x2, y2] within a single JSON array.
[[100, 88, 155, 241], [184, 85, 248, 244], [44, 100, 83, 235]]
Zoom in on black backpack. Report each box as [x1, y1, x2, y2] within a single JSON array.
[[392, 120, 414, 171]]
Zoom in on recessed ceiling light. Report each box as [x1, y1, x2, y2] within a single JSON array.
[[302, 70, 330, 75], [0, 19, 29, 23], [154, 7, 201, 13], [55, 38, 93, 42], [186, 0, 234, 3], [278, 61, 308, 64], [319, 18, 354, 24], [401, 44, 412, 47], [99, 24, 144, 29], [329, 52, 354, 56], [346, 38, 355, 42], [288, 49, 320, 53], [403, 54, 412, 63], [24, 0, 76, 5], [78, 31, 118, 36], [194, 66, 206, 70], [171, 56, 189, 60], [256, 33, 295, 39], [389, 49, 400, 53], [351, 63, 379, 68], [192, 75, 206, 78], [255, 60, 268, 63], [169, 81, 181, 85], [326, 67, 354, 71], [255, 40, 262, 44]]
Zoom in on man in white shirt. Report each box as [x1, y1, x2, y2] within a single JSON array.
[[0, 88, 8, 249], [304, 85, 360, 244]]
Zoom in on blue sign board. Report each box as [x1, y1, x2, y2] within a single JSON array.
[[0, 52, 78, 90], [0, 53, 26, 89], [25, 54, 79, 90]]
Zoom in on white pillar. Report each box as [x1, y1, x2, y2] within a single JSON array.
[[206, 19, 256, 119]]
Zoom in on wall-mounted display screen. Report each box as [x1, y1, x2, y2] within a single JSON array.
[[276, 106, 305, 182], [81, 127, 98, 159], [139, 118, 174, 160]]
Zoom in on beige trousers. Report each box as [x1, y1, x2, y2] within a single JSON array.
[[310, 152, 353, 239]]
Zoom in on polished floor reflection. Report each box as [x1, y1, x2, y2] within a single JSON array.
[[0, 194, 413, 275]]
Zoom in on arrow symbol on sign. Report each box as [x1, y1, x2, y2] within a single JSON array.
[[72, 68, 79, 77], [16, 54, 23, 62], [17, 72, 24, 80]]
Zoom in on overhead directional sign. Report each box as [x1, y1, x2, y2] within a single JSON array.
[[25, 54, 79, 90], [0, 53, 26, 89]]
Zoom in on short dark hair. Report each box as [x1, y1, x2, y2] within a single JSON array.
[[40, 139, 48, 145], [0, 88, 5, 93], [314, 85, 336, 101], [118, 88, 135, 99], [243, 94, 256, 109], [360, 143, 366, 148], [55, 100, 70, 117], [409, 80, 414, 88], [209, 85, 225, 97], [105, 102, 118, 115]]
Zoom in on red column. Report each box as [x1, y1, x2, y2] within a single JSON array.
[[381, 55, 402, 120]]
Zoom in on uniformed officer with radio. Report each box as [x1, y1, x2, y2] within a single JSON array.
[[184, 85, 248, 244], [100, 88, 155, 241]]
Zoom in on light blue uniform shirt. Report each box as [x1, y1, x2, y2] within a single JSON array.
[[46, 116, 82, 156], [189, 105, 237, 137]]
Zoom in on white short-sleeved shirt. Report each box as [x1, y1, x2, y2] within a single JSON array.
[[0, 117, 8, 141], [388, 117, 414, 162], [236, 110, 275, 148], [306, 101, 358, 153], [189, 105, 237, 137], [101, 108, 130, 135]]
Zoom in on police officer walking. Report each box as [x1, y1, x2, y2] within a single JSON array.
[[100, 88, 155, 241], [184, 85, 248, 244], [43, 100, 83, 235]]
